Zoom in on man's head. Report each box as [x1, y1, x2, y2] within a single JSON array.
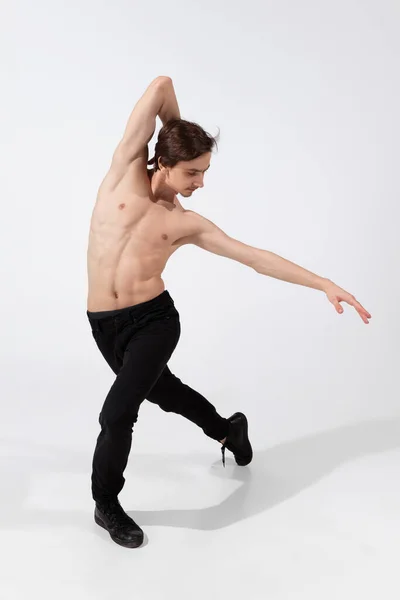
[[148, 119, 219, 197]]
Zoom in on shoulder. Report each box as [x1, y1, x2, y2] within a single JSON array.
[[181, 209, 206, 230], [173, 210, 219, 247], [183, 210, 219, 234], [98, 154, 151, 197]]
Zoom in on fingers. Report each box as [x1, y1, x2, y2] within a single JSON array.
[[332, 299, 344, 314], [355, 305, 371, 324], [360, 305, 372, 319], [329, 291, 372, 323], [352, 299, 372, 320], [335, 298, 371, 323]]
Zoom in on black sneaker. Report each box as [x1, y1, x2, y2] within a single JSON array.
[[94, 498, 144, 548], [221, 412, 253, 467]]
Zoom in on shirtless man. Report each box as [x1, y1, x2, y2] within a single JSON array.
[[86, 76, 371, 549]]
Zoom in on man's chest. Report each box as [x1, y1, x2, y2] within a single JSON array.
[[91, 196, 190, 252]]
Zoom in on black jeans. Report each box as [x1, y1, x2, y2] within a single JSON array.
[[87, 290, 230, 503]]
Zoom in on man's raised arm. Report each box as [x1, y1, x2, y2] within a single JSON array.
[[112, 76, 180, 167], [157, 78, 181, 126]]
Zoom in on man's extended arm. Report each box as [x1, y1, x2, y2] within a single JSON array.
[[186, 212, 329, 290], [183, 211, 371, 323]]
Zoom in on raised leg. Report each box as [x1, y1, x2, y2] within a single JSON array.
[[146, 365, 230, 442]]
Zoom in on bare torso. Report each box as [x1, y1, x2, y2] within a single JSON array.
[[86, 158, 192, 311]]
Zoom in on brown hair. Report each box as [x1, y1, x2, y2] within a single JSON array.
[[147, 119, 220, 172]]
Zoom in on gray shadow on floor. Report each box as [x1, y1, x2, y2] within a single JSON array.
[[0, 416, 399, 532]]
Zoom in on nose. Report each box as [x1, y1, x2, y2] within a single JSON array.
[[195, 176, 204, 189]]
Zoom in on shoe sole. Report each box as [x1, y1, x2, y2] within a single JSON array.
[[229, 412, 253, 466], [94, 512, 144, 548]]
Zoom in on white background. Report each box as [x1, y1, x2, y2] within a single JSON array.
[[1, 1, 399, 599]]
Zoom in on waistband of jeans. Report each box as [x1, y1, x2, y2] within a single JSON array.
[[86, 290, 174, 322]]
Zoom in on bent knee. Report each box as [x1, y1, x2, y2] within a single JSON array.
[[99, 409, 139, 430]]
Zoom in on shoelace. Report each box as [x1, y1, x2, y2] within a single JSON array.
[[103, 502, 133, 529], [221, 444, 226, 468]]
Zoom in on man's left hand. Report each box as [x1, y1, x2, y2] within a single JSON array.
[[323, 281, 372, 324]]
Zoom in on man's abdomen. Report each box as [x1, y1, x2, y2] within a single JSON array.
[[87, 276, 166, 312]]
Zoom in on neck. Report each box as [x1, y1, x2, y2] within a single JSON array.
[[149, 169, 176, 204]]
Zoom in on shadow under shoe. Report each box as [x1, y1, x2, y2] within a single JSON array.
[[94, 498, 144, 548], [221, 412, 253, 467]]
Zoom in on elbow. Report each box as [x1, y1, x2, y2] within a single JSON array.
[[154, 76, 172, 87]]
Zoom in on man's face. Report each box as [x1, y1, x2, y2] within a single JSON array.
[[165, 153, 212, 197]]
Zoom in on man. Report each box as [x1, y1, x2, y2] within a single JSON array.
[[86, 76, 371, 549]]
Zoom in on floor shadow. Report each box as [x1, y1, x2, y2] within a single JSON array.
[[1, 416, 399, 532]]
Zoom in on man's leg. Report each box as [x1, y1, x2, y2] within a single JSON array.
[[146, 365, 230, 443], [92, 324, 179, 503]]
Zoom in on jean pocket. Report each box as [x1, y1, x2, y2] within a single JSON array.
[[166, 305, 179, 318], [137, 305, 178, 326]]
